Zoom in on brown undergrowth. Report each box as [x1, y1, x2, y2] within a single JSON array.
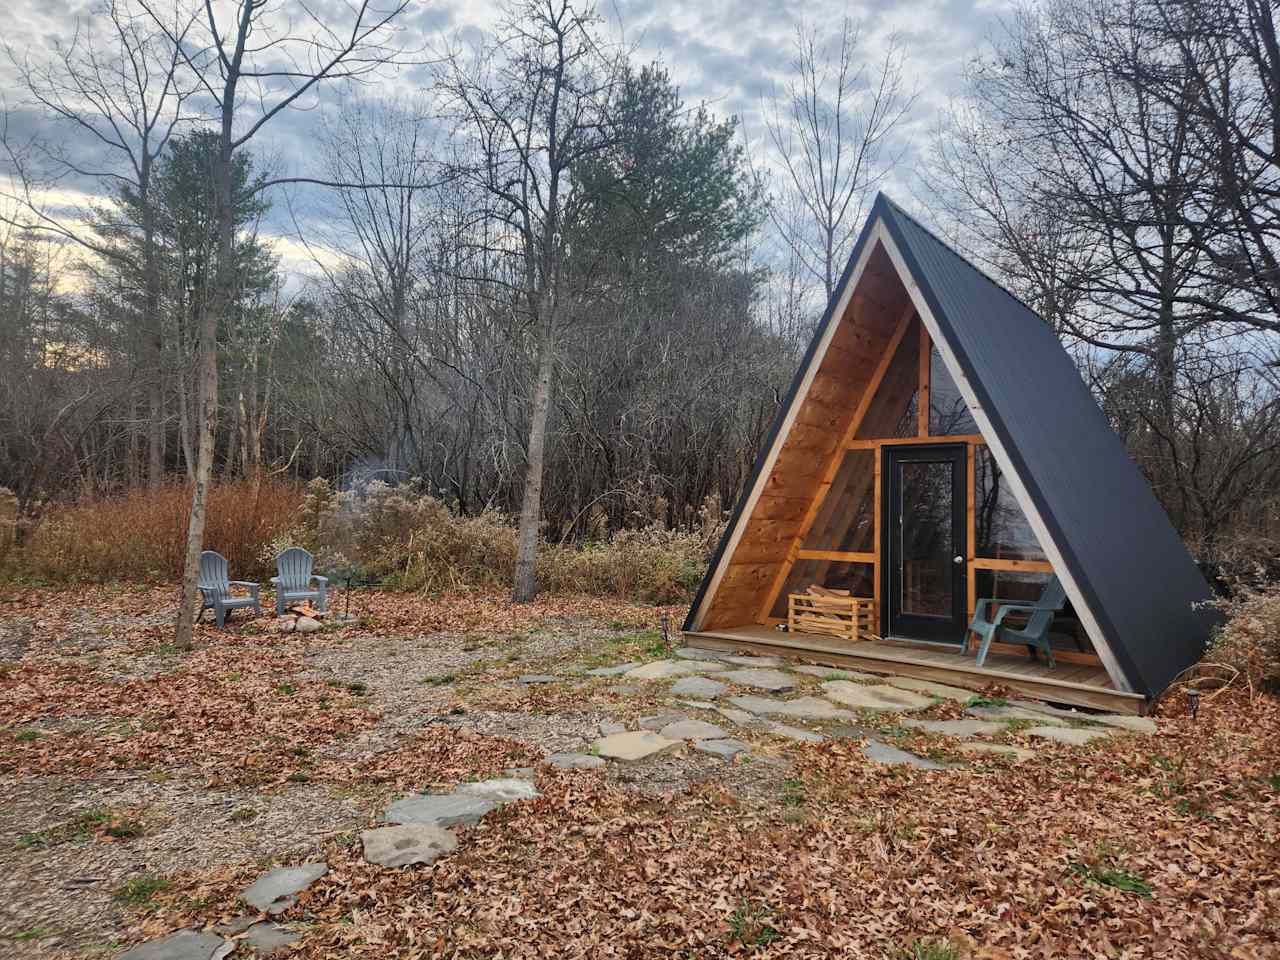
[[132, 691, 1280, 958]]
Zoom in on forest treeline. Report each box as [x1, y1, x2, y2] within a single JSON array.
[[2, 0, 1279, 607]]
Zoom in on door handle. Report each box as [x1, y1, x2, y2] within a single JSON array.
[[953, 555, 964, 565]]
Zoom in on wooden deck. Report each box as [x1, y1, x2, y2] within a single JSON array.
[[683, 624, 1147, 715]]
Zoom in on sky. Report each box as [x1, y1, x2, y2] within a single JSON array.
[[1, 0, 1020, 284]]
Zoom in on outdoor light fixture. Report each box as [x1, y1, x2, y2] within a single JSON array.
[[1186, 688, 1201, 720]]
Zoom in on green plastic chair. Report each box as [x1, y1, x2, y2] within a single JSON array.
[[965, 575, 1067, 669]]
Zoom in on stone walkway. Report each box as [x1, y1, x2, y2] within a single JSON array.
[[117, 646, 1155, 958]]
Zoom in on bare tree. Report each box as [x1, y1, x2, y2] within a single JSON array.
[[922, 0, 1230, 432], [139, 0, 412, 648], [438, 0, 622, 602], [764, 18, 915, 300], [1, 0, 200, 489], [1138, 0, 1280, 333]]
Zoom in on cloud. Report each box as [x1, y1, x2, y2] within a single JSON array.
[[1, 0, 1016, 254]]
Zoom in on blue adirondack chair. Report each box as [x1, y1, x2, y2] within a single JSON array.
[[197, 550, 262, 628], [271, 547, 328, 615], [965, 575, 1067, 669]]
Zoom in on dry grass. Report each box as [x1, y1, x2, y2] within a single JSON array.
[[1, 478, 723, 604], [10, 480, 303, 582], [278, 478, 719, 603], [1206, 582, 1280, 692]]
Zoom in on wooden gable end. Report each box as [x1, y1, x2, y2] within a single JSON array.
[[701, 242, 912, 629]]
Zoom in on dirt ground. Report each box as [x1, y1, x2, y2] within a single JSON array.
[[1, 585, 1277, 959]]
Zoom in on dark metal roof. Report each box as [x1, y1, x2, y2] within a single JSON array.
[[878, 195, 1216, 696], [685, 193, 1217, 698]]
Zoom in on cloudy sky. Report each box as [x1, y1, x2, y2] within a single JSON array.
[[2, 0, 1019, 280]]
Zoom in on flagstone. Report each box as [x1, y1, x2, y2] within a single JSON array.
[[820, 681, 933, 712], [958, 741, 1038, 761], [863, 739, 949, 769], [1026, 725, 1113, 746], [670, 676, 727, 698], [886, 676, 977, 702], [728, 694, 858, 722], [545, 752, 606, 769], [1004, 699, 1155, 733], [790, 665, 879, 681], [966, 705, 1068, 725], [902, 718, 1007, 737], [117, 932, 233, 960], [241, 923, 300, 956], [240, 862, 328, 915], [1089, 713, 1157, 734], [598, 720, 627, 736], [722, 654, 786, 667], [384, 794, 497, 828], [692, 738, 750, 759], [675, 699, 719, 711], [585, 662, 641, 677], [591, 730, 683, 762], [660, 718, 728, 740], [456, 778, 540, 802], [716, 707, 760, 726], [639, 712, 687, 731], [361, 824, 457, 868], [625, 660, 726, 680], [768, 723, 825, 743], [516, 674, 558, 684], [721, 668, 796, 692]]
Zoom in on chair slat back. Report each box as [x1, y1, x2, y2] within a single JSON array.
[[1023, 607, 1056, 636], [1035, 576, 1067, 612], [199, 551, 230, 595], [276, 547, 314, 590]]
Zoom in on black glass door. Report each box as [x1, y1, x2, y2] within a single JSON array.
[[882, 443, 967, 643]]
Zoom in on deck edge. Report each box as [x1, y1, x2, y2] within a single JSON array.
[[684, 628, 1146, 715]]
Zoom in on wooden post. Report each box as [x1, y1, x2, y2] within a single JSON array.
[[966, 441, 977, 624], [918, 324, 931, 437], [873, 446, 882, 620]]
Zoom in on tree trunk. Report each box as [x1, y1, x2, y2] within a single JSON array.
[[174, 124, 235, 649], [512, 305, 556, 603], [142, 159, 164, 490]]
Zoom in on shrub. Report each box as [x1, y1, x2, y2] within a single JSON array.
[[1205, 582, 1280, 692], [5, 475, 726, 604], [539, 525, 708, 603], [10, 479, 303, 582]]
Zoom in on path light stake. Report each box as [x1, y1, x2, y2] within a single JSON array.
[[1187, 687, 1200, 720]]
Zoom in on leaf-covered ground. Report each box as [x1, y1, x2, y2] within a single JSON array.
[[1, 585, 1277, 959]]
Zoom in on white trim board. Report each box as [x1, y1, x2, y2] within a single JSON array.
[[876, 225, 1134, 694], [688, 230, 884, 631]]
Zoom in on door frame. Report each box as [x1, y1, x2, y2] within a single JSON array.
[[880, 442, 968, 643]]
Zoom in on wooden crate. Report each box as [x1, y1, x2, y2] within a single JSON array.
[[788, 593, 877, 642]]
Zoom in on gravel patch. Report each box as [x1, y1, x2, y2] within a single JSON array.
[[0, 773, 365, 957]]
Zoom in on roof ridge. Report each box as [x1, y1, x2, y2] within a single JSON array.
[[876, 194, 1047, 322]]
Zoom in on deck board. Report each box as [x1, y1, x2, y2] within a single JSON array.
[[683, 624, 1144, 715]]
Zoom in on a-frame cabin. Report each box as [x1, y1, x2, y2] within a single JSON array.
[[683, 195, 1217, 715]]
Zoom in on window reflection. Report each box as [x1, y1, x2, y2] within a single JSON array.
[[974, 447, 1046, 561], [929, 344, 978, 435]]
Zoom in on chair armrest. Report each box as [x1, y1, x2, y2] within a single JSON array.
[[989, 604, 1026, 629], [312, 575, 328, 586], [229, 580, 258, 588], [270, 577, 281, 586], [974, 598, 1033, 622]]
